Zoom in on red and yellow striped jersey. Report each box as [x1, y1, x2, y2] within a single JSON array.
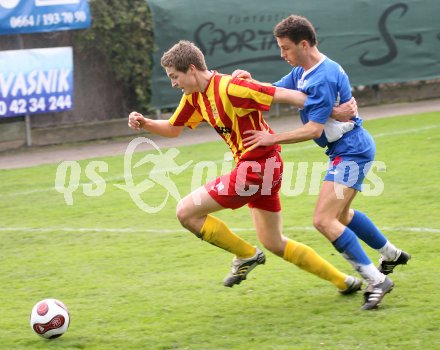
[[169, 72, 280, 162]]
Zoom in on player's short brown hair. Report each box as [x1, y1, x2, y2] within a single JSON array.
[[160, 40, 207, 72], [274, 15, 317, 46]]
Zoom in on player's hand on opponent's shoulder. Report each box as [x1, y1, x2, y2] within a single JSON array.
[[128, 111, 147, 130], [231, 69, 253, 80], [332, 97, 358, 122]]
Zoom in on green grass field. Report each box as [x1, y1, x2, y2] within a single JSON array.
[[1, 112, 439, 349]]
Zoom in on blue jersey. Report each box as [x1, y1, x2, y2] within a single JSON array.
[[274, 56, 362, 148]]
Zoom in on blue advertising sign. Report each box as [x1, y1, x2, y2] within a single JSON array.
[[0, 47, 73, 117], [0, 0, 91, 35]]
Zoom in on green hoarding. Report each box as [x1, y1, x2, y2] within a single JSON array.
[[148, 0, 440, 108]]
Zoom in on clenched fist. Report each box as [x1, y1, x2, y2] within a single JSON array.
[[128, 111, 146, 130]]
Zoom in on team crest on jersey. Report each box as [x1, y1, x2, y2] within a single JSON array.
[[215, 126, 232, 135]]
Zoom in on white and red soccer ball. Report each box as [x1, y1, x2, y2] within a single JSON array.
[[30, 298, 70, 339]]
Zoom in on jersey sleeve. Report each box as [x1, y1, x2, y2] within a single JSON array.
[[337, 65, 353, 104], [273, 67, 304, 90], [168, 94, 203, 129], [273, 70, 297, 90], [303, 82, 336, 124], [226, 78, 275, 116]]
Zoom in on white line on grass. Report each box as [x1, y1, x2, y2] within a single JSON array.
[[1, 226, 439, 234], [373, 124, 440, 138], [6, 123, 440, 198]]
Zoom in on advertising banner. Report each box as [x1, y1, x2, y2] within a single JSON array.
[[0, 0, 91, 35], [148, 0, 440, 109], [0, 47, 73, 117]]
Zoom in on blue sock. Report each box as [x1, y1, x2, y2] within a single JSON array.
[[347, 210, 387, 249], [333, 227, 371, 265]]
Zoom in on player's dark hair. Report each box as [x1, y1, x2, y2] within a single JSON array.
[[274, 15, 317, 46], [161, 40, 207, 72]]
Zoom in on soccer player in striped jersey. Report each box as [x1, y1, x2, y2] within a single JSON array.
[[128, 40, 363, 295], [238, 16, 410, 310]]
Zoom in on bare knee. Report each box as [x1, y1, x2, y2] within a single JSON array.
[[313, 214, 331, 235], [175, 200, 192, 230], [313, 213, 347, 242], [314, 215, 341, 237], [176, 200, 208, 236]]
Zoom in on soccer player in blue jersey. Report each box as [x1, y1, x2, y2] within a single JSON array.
[[238, 15, 410, 310]]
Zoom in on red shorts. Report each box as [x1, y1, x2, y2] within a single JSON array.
[[205, 151, 283, 212]]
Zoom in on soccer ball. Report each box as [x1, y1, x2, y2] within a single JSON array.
[[30, 298, 70, 339]]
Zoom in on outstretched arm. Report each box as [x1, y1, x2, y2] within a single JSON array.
[[128, 111, 184, 138], [273, 86, 307, 109], [274, 88, 357, 119], [233, 69, 357, 120], [243, 121, 323, 151]]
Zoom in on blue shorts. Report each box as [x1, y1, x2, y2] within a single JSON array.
[[324, 127, 376, 191]]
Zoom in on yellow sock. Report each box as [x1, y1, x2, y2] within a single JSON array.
[[283, 239, 347, 290], [200, 215, 255, 259]]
